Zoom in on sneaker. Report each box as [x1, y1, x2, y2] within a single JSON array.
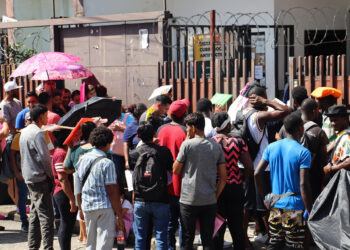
[[254, 233, 269, 244], [21, 224, 28, 233], [223, 241, 232, 248], [197, 235, 202, 245]]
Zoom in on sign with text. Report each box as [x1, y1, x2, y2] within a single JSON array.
[[193, 34, 223, 61]]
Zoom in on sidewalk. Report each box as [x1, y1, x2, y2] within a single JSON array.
[[0, 204, 318, 250]]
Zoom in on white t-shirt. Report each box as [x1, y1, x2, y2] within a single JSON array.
[[122, 199, 133, 214], [246, 109, 269, 170], [204, 117, 217, 138]]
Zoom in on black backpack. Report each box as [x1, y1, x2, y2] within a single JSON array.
[[300, 121, 318, 151], [229, 109, 265, 161], [133, 147, 167, 201]]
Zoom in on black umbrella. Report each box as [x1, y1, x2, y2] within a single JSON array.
[[58, 97, 121, 127], [56, 97, 121, 142]]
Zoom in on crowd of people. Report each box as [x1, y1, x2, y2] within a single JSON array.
[[0, 78, 349, 250]]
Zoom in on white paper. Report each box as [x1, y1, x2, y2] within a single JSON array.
[[125, 170, 134, 191], [254, 65, 263, 80], [139, 29, 149, 49]]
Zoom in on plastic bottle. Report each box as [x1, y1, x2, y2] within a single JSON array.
[[117, 230, 125, 245]]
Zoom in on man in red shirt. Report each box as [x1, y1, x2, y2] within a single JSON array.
[[157, 99, 190, 250]]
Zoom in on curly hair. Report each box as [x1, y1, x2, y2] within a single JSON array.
[[89, 126, 114, 148]]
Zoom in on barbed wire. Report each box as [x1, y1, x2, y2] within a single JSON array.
[[152, 6, 350, 50], [0, 26, 51, 61], [0, 6, 349, 58]]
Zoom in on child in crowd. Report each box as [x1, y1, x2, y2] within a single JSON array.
[[116, 188, 133, 250]]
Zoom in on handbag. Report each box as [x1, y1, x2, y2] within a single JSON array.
[[264, 192, 300, 210], [110, 114, 129, 156]]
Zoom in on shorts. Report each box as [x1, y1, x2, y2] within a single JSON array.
[[268, 208, 305, 249], [242, 171, 270, 212]]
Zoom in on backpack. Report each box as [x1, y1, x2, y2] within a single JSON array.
[[300, 121, 318, 152], [0, 136, 16, 183], [132, 146, 167, 201], [229, 109, 265, 161]]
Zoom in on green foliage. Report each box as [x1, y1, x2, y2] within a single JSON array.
[[4, 42, 37, 64]]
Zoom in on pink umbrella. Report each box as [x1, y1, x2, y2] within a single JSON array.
[[32, 64, 93, 80], [10, 52, 81, 78]]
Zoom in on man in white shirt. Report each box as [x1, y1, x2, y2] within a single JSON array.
[[242, 86, 292, 245], [196, 98, 216, 138]]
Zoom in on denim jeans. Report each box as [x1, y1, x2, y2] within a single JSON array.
[[16, 179, 28, 228], [168, 195, 182, 250], [133, 201, 170, 250]]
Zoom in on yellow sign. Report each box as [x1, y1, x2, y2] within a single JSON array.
[[193, 34, 222, 61]]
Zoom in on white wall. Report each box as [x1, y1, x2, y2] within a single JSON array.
[[12, 0, 73, 52], [84, 0, 163, 16], [0, 0, 6, 19], [14, 0, 73, 20], [275, 0, 349, 58], [84, 0, 274, 20]]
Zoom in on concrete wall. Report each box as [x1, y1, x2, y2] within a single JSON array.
[[14, 0, 73, 20], [274, 0, 349, 58], [12, 0, 73, 52], [0, 0, 6, 19], [84, 0, 274, 18]]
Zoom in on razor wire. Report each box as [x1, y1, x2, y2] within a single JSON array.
[[0, 5, 349, 57], [151, 6, 350, 50]]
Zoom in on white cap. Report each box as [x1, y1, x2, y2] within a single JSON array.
[[4, 80, 22, 92]]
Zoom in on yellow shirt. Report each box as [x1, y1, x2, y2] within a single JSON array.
[[11, 130, 52, 151]]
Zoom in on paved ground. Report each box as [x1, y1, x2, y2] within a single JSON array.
[[0, 205, 318, 250], [0, 219, 263, 250]]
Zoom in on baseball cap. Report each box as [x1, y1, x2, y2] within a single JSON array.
[[169, 99, 190, 118], [4, 81, 22, 92]]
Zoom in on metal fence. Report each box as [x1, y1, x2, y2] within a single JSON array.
[[289, 54, 349, 105], [0, 65, 43, 107], [159, 54, 349, 112]]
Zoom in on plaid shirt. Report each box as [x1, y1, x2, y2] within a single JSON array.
[[75, 148, 117, 212]]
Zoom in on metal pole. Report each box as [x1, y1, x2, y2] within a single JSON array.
[[163, 0, 167, 12], [210, 10, 215, 81], [52, 0, 56, 18]]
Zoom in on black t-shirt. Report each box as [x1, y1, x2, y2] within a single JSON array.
[[303, 124, 328, 202], [129, 143, 173, 203]]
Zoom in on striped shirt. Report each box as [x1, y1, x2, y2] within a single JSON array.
[[75, 148, 117, 212], [213, 135, 247, 184], [52, 148, 68, 196]]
